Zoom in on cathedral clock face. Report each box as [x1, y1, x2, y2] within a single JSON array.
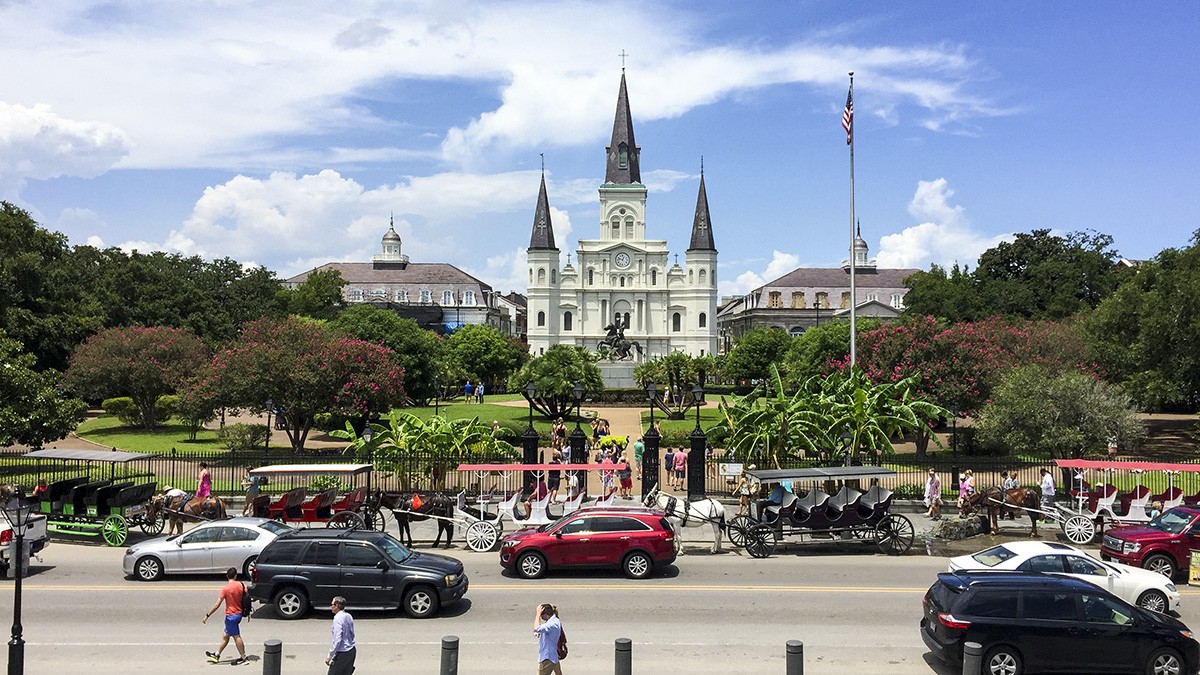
[[614, 251, 631, 269]]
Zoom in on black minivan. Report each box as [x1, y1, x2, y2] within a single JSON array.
[[921, 570, 1199, 675], [250, 528, 468, 619]]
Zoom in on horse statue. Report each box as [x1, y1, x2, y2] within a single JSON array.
[[962, 486, 1041, 537], [598, 314, 643, 361], [147, 493, 227, 536], [643, 483, 725, 554], [382, 491, 455, 549]]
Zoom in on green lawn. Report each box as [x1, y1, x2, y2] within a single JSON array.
[[77, 415, 228, 454]]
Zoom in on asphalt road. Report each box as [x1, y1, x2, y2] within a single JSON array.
[[5, 526, 1200, 674]]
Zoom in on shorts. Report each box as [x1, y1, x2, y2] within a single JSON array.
[[538, 658, 560, 675], [224, 613, 242, 636], [675, 469, 685, 478], [621, 477, 632, 489], [547, 477, 560, 490]]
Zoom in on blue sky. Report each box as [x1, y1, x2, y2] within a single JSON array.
[[2, 2, 1197, 299]]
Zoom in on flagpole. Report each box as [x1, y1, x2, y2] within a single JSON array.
[[847, 71, 857, 370]]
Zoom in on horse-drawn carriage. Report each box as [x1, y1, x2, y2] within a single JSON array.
[[1051, 459, 1200, 545], [727, 466, 915, 558], [24, 448, 166, 547], [246, 464, 375, 530]]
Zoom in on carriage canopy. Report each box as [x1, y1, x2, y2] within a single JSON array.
[[23, 448, 158, 463], [745, 466, 897, 483], [1054, 459, 1200, 473]]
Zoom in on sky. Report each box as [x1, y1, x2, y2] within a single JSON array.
[[2, 2, 1198, 300]]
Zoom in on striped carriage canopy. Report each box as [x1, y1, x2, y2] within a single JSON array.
[[1055, 459, 1200, 473], [249, 464, 373, 478], [23, 448, 157, 463]]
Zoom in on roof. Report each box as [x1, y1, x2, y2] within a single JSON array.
[[687, 172, 717, 252], [1055, 459, 1200, 474], [457, 463, 628, 472], [761, 266, 920, 289], [286, 262, 491, 289], [746, 466, 896, 482], [937, 570, 1101, 592], [250, 464, 373, 477], [528, 173, 557, 250], [604, 72, 641, 185], [23, 448, 157, 463]]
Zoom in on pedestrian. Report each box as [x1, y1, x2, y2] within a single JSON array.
[[533, 603, 563, 675], [633, 436, 645, 474], [1149, 500, 1163, 520], [325, 595, 356, 675], [663, 448, 676, 489], [464, 379, 473, 403], [617, 453, 633, 499], [492, 420, 501, 436], [673, 447, 688, 490], [733, 464, 758, 516], [1039, 468, 1056, 524], [547, 455, 562, 503], [202, 567, 248, 665], [1108, 438, 1119, 460], [566, 471, 579, 501], [1000, 470, 1019, 519], [924, 468, 942, 520], [957, 471, 971, 512], [240, 466, 262, 516], [476, 381, 485, 404], [600, 454, 615, 496], [705, 442, 715, 478], [197, 462, 212, 500]]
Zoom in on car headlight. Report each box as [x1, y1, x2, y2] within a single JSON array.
[[445, 574, 459, 586], [1122, 541, 1141, 554], [1167, 583, 1178, 592]]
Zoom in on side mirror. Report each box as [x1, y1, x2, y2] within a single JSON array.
[[376, 560, 389, 570], [553, 531, 562, 539]]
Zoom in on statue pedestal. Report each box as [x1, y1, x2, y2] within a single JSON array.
[[598, 362, 637, 389]]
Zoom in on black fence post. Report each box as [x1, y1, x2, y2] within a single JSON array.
[[569, 425, 588, 498], [642, 426, 661, 500], [262, 639, 282, 675], [615, 637, 632, 675], [440, 635, 460, 675], [785, 640, 803, 675], [687, 426, 706, 501], [521, 426, 539, 495]]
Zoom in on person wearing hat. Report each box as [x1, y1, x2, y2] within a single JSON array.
[[733, 464, 758, 516], [924, 468, 942, 520]]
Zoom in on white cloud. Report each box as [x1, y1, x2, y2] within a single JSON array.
[[718, 250, 800, 298], [0, 102, 130, 198], [875, 178, 1009, 269], [466, 246, 529, 294], [85, 235, 105, 248]]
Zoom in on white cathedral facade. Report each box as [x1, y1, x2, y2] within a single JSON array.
[[525, 73, 718, 359]]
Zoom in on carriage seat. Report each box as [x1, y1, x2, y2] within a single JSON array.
[[331, 486, 367, 513], [592, 490, 618, 508], [87, 481, 135, 514], [1087, 484, 1120, 515], [496, 491, 523, 521], [527, 493, 552, 522], [1154, 487, 1184, 510], [45, 477, 88, 512], [560, 491, 586, 515], [268, 487, 308, 521], [794, 489, 830, 516], [66, 480, 112, 515], [826, 487, 864, 518], [300, 488, 339, 521], [858, 486, 893, 516], [248, 494, 271, 519], [1121, 485, 1152, 519], [111, 482, 158, 509], [763, 489, 799, 521]]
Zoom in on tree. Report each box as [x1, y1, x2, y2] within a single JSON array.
[[976, 365, 1145, 458], [722, 327, 793, 383], [276, 268, 346, 321], [508, 345, 604, 419], [782, 318, 883, 386], [191, 317, 405, 451], [633, 351, 714, 419], [63, 326, 208, 428], [446, 324, 526, 389], [0, 331, 85, 448], [900, 263, 982, 322], [330, 305, 444, 404]]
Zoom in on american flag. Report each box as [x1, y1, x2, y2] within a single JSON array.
[[842, 87, 853, 145]]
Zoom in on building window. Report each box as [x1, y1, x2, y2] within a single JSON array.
[[815, 292, 827, 308], [623, 312, 630, 329], [441, 290, 453, 305], [651, 269, 657, 285], [699, 312, 707, 328], [348, 289, 363, 302], [618, 143, 628, 169], [840, 291, 851, 308], [395, 290, 408, 303], [563, 311, 573, 331], [769, 291, 782, 308], [791, 292, 805, 308], [672, 312, 681, 332], [588, 269, 594, 285], [464, 290, 475, 305], [699, 269, 707, 285], [550, 269, 557, 285], [612, 219, 620, 238], [866, 292, 878, 302], [891, 293, 904, 308], [689, 269, 694, 284], [537, 268, 546, 284], [625, 217, 633, 238], [420, 290, 431, 304], [528, 268, 533, 283], [537, 311, 546, 327], [619, 276, 625, 288]]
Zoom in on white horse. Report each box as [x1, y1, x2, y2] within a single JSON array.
[[643, 484, 725, 554]]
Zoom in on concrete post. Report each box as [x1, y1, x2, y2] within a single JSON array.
[[615, 637, 632, 675], [962, 641, 982, 675], [785, 640, 803, 675], [261, 639, 281, 675], [440, 635, 460, 675]]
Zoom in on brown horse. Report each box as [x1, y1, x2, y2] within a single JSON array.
[[962, 487, 1041, 536], [147, 494, 227, 536], [381, 491, 455, 549]]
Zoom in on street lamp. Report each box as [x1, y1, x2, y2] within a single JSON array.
[[525, 381, 537, 431], [646, 382, 657, 428], [3, 497, 35, 675], [264, 398, 274, 456], [433, 379, 441, 417], [691, 382, 704, 432], [841, 428, 853, 467], [362, 425, 374, 467], [572, 383, 585, 433]]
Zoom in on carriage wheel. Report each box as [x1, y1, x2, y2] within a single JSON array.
[[326, 511, 365, 530], [465, 521, 500, 552], [745, 524, 776, 559], [140, 510, 166, 536], [1062, 515, 1097, 545], [362, 505, 389, 533], [102, 515, 129, 547], [874, 514, 914, 555], [727, 515, 754, 548]]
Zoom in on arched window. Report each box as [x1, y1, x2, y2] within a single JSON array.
[[563, 311, 573, 331], [464, 291, 475, 305], [619, 276, 625, 288], [672, 312, 681, 332], [688, 269, 694, 284], [699, 269, 707, 285], [348, 289, 363, 302], [625, 217, 634, 238], [699, 312, 707, 328], [550, 269, 557, 284], [528, 268, 533, 283], [611, 218, 620, 238], [623, 312, 630, 328], [395, 290, 407, 302], [420, 289, 431, 304], [618, 143, 628, 169], [588, 269, 594, 285], [442, 290, 454, 305], [650, 269, 657, 285], [537, 311, 546, 327], [537, 268, 546, 284]]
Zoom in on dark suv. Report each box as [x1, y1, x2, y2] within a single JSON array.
[[921, 570, 1198, 675], [250, 528, 467, 619]]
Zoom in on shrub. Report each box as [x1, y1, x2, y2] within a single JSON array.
[[310, 474, 345, 492], [217, 423, 268, 452], [102, 395, 179, 428]]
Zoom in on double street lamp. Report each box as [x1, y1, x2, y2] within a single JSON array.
[[264, 398, 274, 457], [3, 497, 35, 675]]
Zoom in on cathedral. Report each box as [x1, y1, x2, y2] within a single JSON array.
[[525, 73, 719, 359]]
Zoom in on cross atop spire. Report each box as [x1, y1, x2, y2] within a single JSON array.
[[604, 72, 641, 185], [618, 49, 628, 71], [528, 171, 557, 250]]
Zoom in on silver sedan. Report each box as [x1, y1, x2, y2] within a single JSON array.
[[123, 517, 292, 581]]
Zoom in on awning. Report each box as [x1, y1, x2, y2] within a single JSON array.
[[1055, 459, 1200, 473], [746, 466, 897, 483], [22, 448, 157, 463], [457, 463, 628, 472]]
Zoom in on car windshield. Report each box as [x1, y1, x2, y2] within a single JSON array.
[[258, 521, 292, 535], [538, 513, 574, 533], [971, 545, 1016, 567], [1148, 509, 1194, 534], [376, 534, 413, 564]]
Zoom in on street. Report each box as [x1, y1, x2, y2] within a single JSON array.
[[4, 529, 1200, 674]]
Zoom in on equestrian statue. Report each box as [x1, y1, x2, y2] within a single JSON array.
[[597, 314, 643, 361]]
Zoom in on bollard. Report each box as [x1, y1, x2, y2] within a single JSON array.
[[615, 637, 632, 675], [962, 641, 983, 675], [262, 639, 282, 675], [441, 635, 460, 675], [785, 640, 803, 675]]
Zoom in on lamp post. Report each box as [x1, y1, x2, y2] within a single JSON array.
[[3, 498, 35, 675], [841, 427, 853, 467], [688, 381, 707, 501], [642, 383, 661, 500], [433, 379, 441, 417], [521, 381, 539, 493], [950, 407, 959, 495], [264, 398, 274, 459], [570, 383, 587, 497], [362, 425, 374, 465]]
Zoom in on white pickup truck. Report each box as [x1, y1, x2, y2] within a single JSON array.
[[0, 513, 49, 579]]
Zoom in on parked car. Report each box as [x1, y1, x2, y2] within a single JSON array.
[[921, 570, 1199, 675], [948, 540, 1181, 613], [249, 528, 467, 619], [123, 517, 290, 581], [1, 512, 49, 580], [499, 507, 676, 579], [1100, 506, 1200, 579]]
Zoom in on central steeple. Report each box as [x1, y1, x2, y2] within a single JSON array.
[[604, 72, 641, 185]]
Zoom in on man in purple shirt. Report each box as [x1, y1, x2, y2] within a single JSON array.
[[533, 603, 562, 674], [326, 596, 356, 675]]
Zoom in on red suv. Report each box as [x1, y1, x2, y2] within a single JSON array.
[[1100, 506, 1200, 578], [499, 507, 676, 579]]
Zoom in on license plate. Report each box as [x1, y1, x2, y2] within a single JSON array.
[[125, 505, 145, 517]]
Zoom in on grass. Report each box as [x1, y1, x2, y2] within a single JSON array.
[[77, 415, 227, 454]]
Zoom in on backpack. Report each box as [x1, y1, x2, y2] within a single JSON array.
[[241, 582, 253, 620], [556, 626, 568, 660]]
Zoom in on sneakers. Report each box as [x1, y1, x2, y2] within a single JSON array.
[[206, 651, 220, 663], [231, 657, 247, 666]]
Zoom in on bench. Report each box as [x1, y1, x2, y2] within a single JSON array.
[[267, 487, 308, 521], [87, 481, 135, 515], [65, 480, 112, 516], [111, 482, 158, 509], [330, 486, 368, 513], [299, 488, 339, 521], [45, 477, 88, 513]]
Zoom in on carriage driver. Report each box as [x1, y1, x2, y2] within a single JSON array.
[[162, 485, 189, 535]]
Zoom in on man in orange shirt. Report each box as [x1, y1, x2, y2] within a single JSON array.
[[202, 567, 248, 665]]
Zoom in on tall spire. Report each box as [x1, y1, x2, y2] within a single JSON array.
[[688, 166, 717, 252], [528, 172, 557, 250], [604, 72, 641, 185]]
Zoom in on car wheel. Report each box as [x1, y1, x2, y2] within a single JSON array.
[[516, 551, 547, 579], [623, 551, 654, 579], [1147, 647, 1183, 675], [403, 585, 440, 618], [1137, 589, 1169, 613], [242, 555, 257, 580], [1144, 554, 1177, 578], [134, 556, 164, 582], [983, 645, 1022, 675], [273, 587, 308, 620]]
